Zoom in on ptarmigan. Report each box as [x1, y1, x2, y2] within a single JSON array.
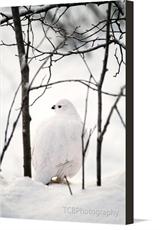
[[32, 99, 86, 184]]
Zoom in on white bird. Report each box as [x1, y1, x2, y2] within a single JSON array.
[[32, 99, 87, 185]]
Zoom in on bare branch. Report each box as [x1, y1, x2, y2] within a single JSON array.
[[30, 56, 52, 106], [110, 38, 126, 50], [29, 78, 124, 97], [99, 8, 111, 87], [4, 82, 21, 145], [84, 126, 96, 155], [73, 44, 97, 84], [81, 78, 90, 190], [0, 2, 108, 25], [100, 85, 125, 138], [0, 41, 17, 46], [97, 2, 112, 186], [25, 42, 106, 58], [64, 176, 73, 196], [115, 105, 126, 128], [114, 1, 125, 16], [0, 108, 22, 168], [113, 46, 125, 77], [26, 16, 31, 60], [12, 7, 31, 177]]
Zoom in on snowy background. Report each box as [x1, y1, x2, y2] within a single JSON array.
[[0, 2, 126, 224]]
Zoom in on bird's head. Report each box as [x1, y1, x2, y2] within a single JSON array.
[[51, 99, 79, 117]]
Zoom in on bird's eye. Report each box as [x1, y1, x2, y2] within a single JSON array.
[[58, 105, 62, 108]]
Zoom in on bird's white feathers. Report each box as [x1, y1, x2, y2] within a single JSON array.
[[32, 99, 87, 184]]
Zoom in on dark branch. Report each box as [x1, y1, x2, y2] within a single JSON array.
[[110, 38, 126, 50], [115, 105, 126, 128], [0, 108, 22, 167], [96, 2, 112, 186], [4, 82, 21, 145], [29, 78, 124, 97], [100, 85, 125, 138], [0, 2, 108, 25], [12, 7, 31, 177], [99, 3, 111, 87], [64, 176, 73, 195]]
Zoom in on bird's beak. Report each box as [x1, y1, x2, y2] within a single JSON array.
[[51, 105, 55, 110]]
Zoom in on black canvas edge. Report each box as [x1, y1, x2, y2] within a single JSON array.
[[126, 0, 134, 224]]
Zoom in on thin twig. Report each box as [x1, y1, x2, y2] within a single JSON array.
[[84, 126, 96, 154], [0, 108, 22, 167], [115, 105, 126, 128], [81, 74, 91, 190], [4, 82, 22, 144], [28, 39, 66, 90], [30, 78, 124, 97], [100, 85, 125, 138], [0, 2, 108, 25], [64, 176, 73, 196], [30, 56, 52, 106]]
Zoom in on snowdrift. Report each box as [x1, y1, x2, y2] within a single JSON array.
[[0, 172, 125, 224]]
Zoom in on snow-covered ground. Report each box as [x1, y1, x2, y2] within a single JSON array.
[[0, 172, 125, 224]]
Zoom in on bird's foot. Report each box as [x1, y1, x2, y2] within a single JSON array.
[[46, 177, 64, 185], [46, 176, 73, 195], [54, 177, 64, 183]]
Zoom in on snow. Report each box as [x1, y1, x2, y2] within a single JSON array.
[[0, 172, 125, 224]]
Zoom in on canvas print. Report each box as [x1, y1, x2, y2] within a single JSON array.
[[0, 0, 133, 224]]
